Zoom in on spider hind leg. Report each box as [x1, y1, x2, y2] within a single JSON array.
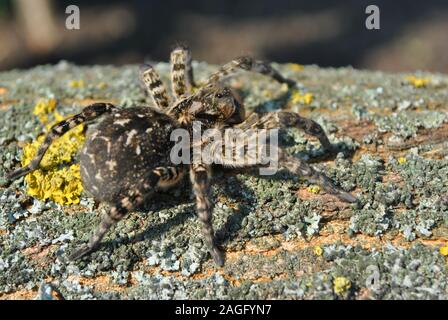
[[69, 168, 166, 261], [6, 103, 117, 183]]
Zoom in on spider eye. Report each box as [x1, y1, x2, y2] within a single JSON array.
[[216, 89, 230, 99]]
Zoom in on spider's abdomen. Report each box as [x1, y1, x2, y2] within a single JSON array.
[[80, 107, 179, 203]]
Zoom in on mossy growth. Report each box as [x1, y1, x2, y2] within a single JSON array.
[[291, 89, 314, 105], [405, 75, 431, 88], [307, 185, 321, 194], [440, 246, 448, 257], [313, 246, 323, 256], [287, 63, 304, 72], [333, 276, 351, 296], [21, 99, 85, 205]]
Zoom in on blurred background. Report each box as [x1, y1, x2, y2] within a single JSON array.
[[0, 0, 448, 72]]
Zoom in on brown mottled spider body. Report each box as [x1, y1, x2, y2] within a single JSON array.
[[6, 45, 357, 267], [80, 107, 181, 203]]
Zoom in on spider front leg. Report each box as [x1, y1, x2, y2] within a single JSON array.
[[170, 45, 196, 100], [205, 56, 296, 87], [140, 64, 171, 109], [279, 152, 357, 203], [5, 103, 117, 184], [236, 111, 334, 152], [190, 163, 224, 267], [211, 132, 356, 203]]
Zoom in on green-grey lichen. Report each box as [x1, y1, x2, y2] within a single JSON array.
[[1, 62, 447, 300]]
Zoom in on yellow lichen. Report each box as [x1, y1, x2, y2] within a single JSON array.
[[261, 90, 274, 98], [307, 185, 321, 194], [69, 80, 85, 88], [22, 123, 85, 169], [397, 157, 407, 164], [263, 84, 289, 98], [33, 99, 57, 123], [21, 104, 85, 205], [333, 277, 351, 296], [313, 246, 323, 256], [97, 82, 107, 90], [291, 90, 314, 105], [288, 63, 304, 72], [405, 75, 430, 88], [440, 246, 448, 256], [280, 83, 289, 93], [25, 164, 83, 205]]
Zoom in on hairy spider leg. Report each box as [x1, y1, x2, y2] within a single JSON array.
[[190, 163, 224, 266], [205, 56, 296, 87], [209, 131, 356, 203], [167, 56, 296, 121], [140, 64, 171, 109], [280, 153, 357, 203], [170, 45, 195, 100], [236, 111, 334, 152], [69, 166, 183, 260]]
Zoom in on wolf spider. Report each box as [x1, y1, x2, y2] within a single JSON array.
[[6, 45, 356, 266]]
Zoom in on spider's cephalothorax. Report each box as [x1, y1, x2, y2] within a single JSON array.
[[6, 45, 357, 266]]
